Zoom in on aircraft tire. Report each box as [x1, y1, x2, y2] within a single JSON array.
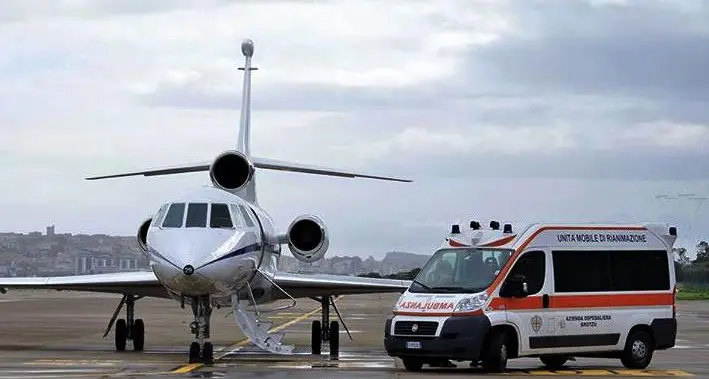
[[202, 342, 214, 364], [311, 320, 321, 355], [188, 342, 201, 363], [115, 319, 127, 352], [329, 321, 339, 357], [132, 319, 145, 351]]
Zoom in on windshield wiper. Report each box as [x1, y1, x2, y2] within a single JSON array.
[[411, 279, 433, 292]]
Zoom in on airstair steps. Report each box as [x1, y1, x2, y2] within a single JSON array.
[[231, 295, 294, 355]]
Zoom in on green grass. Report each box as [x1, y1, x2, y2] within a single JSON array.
[[676, 284, 709, 300]]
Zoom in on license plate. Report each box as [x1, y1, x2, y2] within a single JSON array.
[[406, 341, 422, 349]]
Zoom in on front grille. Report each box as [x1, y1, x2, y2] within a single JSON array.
[[394, 321, 438, 336]]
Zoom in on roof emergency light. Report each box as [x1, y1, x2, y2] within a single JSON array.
[[490, 221, 500, 230], [451, 224, 461, 234], [503, 223, 513, 233]]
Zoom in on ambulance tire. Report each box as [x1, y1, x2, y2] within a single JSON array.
[[402, 358, 423, 371], [482, 330, 509, 373], [621, 329, 654, 369], [539, 355, 568, 369]]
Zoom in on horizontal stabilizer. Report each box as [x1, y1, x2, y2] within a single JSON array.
[[252, 157, 412, 182], [85, 157, 412, 183], [85, 161, 210, 180]]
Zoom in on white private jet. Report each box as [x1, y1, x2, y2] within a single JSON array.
[[0, 39, 413, 364]]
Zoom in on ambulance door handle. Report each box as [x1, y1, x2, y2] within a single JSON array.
[[542, 294, 549, 308]]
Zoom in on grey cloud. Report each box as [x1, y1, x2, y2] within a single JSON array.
[[364, 149, 709, 182], [138, 1, 709, 124], [463, 0, 709, 101], [0, 0, 243, 23]]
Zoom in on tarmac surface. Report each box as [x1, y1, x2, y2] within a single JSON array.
[[0, 290, 707, 378]]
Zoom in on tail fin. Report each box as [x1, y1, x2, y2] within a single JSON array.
[[236, 39, 256, 157], [84, 38, 412, 189]]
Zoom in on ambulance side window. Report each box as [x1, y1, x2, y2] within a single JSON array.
[[507, 250, 545, 295], [552, 250, 611, 292]]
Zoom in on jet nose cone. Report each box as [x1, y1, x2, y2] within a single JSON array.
[[182, 265, 195, 276]]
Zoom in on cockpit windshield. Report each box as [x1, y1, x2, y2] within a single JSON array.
[[409, 248, 513, 293], [158, 202, 239, 229]]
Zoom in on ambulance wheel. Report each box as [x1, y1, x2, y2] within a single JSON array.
[[540, 355, 568, 369], [482, 330, 508, 373], [621, 329, 654, 369], [311, 320, 322, 355], [115, 319, 127, 352], [402, 358, 423, 371], [329, 321, 339, 357]]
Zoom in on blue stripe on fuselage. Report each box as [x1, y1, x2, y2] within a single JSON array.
[[196, 242, 262, 269]]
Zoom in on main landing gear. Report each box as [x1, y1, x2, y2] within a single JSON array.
[[310, 296, 352, 357], [105, 295, 145, 352], [188, 295, 214, 364]]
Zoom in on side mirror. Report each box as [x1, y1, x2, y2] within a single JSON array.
[[500, 274, 529, 298]]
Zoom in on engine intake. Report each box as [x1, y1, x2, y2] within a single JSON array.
[[137, 217, 151, 254], [287, 215, 329, 263], [209, 150, 255, 191]]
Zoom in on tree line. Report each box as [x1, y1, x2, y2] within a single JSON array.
[[674, 241, 709, 284]]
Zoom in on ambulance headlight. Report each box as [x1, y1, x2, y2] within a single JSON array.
[[453, 293, 489, 313]]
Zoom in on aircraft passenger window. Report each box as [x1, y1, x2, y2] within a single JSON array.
[[185, 203, 208, 228], [552, 250, 611, 292], [210, 203, 233, 228], [238, 205, 255, 227], [610, 250, 670, 291], [162, 203, 186, 228], [506, 250, 545, 295]]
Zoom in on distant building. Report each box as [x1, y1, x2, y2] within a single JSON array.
[[75, 254, 146, 275], [46, 225, 55, 236]]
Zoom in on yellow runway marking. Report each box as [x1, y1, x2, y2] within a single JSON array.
[[506, 369, 693, 376], [171, 363, 203, 373], [170, 296, 343, 374]]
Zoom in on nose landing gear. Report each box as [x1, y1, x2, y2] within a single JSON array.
[[188, 295, 214, 364]]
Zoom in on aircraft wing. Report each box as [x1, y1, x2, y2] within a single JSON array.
[[0, 271, 169, 299], [272, 272, 411, 300]]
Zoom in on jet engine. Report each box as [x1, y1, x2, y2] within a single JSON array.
[[286, 215, 329, 263], [137, 217, 151, 254], [209, 150, 255, 191]]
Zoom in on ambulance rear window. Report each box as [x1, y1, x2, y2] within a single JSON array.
[[552, 249, 670, 292]]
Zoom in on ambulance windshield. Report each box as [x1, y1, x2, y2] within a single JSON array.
[[409, 248, 513, 293]]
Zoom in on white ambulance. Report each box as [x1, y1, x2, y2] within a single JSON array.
[[384, 221, 678, 372]]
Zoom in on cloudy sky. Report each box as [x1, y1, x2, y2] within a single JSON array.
[[1, 0, 708, 259]]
